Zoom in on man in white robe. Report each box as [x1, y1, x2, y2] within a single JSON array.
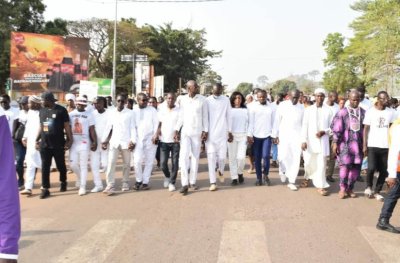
[[174, 80, 208, 195], [272, 89, 304, 191], [205, 83, 232, 191], [301, 88, 333, 196], [20, 96, 42, 196], [132, 93, 159, 190]]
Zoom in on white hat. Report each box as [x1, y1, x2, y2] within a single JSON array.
[[314, 88, 326, 96], [65, 93, 76, 101], [28, 95, 42, 104], [75, 96, 87, 105]]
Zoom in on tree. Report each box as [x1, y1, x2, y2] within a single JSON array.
[[0, 0, 46, 93], [256, 75, 268, 88], [270, 79, 297, 95], [41, 18, 68, 36], [143, 23, 221, 92], [235, 82, 253, 96]]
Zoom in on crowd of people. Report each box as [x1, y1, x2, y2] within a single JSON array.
[[1, 81, 400, 235]]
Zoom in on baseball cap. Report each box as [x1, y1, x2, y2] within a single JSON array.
[[41, 91, 57, 102], [18, 96, 29, 104], [75, 96, 88, 105]]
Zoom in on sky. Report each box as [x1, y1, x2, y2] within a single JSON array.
[[43, 0, 360, 90]]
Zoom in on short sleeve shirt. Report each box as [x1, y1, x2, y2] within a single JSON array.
[[363, 107, 394, 148], [69, 109, 95, 151], [39, 104, 69, 149]]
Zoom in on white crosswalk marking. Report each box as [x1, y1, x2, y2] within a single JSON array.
[[54, 219, 136, 263], [358, 226, 400, 263], [218, 221, 271, 263]]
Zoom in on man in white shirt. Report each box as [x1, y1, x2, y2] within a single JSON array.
[[132, 93, 159, 191], [174, 80, 208, 195], [376, 119, 400, 233], [20, 96, 42, 196], [156, 93, 180, 192], [90, 96, 110, 193], [301, 88, 333, 196], [0, 94, 16, 133], [14, 96, 29, 189], [69, 96, 97, 196], [102, 94, 137, 195], [205, 83, 232, 191], [247, 89, 275, 186], [324, 91, 339, 183], [272, 89, 304, 191], [363, 91, 395, 201]]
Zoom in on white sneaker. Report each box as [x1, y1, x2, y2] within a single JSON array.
[[90, 186, 104, 193], [287, 183, 298, 191], [121, 183, 130, 192], [99, 168, 105, 173], [209, 183, 217, 191], [364, 187, 373, 198], [168, 183, 176, 192], [279, 173, 287, 183], [375, 193, 384, 201], [163, 178, 170, 188], [75, 181, 80, 190], [78, 187, 86, 196]]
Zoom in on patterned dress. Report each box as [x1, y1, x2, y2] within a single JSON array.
[[331, 107, 366, 191]]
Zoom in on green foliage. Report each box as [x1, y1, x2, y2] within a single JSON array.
[[41, 18, 68, 36], [271, 79, 297, 95], [323, 0, 400, 95], [235, 82, 253, 96], [143, 23, 221, 92]]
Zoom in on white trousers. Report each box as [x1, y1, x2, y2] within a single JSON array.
[[278, 139, 302, 184], [303, 151, 329, 189], [134, 138, 157, 184], [90, 147, 107, 188], [105, 146, 131, 187], [227, 133, 247, 180], [179, 133, 202, 186], [24, 147, 41, 190], [206, 140, 227, 184], [70, 148, 90, 188]]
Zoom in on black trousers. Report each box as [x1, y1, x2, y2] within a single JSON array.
[[160, 142, 180, 185], [366, 147, 388, 193], [40, 148, 67, 189], [379, 173, 400, 220]]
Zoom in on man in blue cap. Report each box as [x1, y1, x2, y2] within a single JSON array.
[[0, 106, 20, 262]]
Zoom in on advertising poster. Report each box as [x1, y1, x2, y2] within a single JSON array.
[[135, 62, 150, 93], [10, 32, 89, 92], [79, 80, 98, 101], [154, 75, 164, 98]]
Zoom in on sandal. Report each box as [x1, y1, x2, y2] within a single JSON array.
[[347, 190, 356, 198], [338, 190, 346, 199], [318, 188, 328, 196], [300, 179, 310, 188]]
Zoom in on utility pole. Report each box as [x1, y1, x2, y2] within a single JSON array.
[[112, 0, 117, 100], [132, 54, 136, 96]]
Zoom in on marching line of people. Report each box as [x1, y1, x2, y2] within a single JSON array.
[[2, 81, 400, 234]]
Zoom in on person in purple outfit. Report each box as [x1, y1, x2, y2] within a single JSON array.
[[0, 107, 21, 262], [331, 90, 365, 199]]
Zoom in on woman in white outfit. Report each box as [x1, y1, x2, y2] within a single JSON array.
[[228, 92, 248, 185]]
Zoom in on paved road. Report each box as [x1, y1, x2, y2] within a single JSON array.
[[19, 157, 400, 263]]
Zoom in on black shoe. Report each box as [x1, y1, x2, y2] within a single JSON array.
[[60, 182, 67, 192], [326, 176, 335, 183], [238, 174, 244, 184], [133, 182, 142, 191], [40, 189, 50, 199], [264, 176, 271, 186], [255, 180, 263, 186], [376, 218, 400, 234], [141, 184, 150, 190], [231, 179, 238, 186], [189, 184, 199, 190], [180, 185, 189, 195], [357, 176, 364, 182]]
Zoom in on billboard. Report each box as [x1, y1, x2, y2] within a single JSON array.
[[91, 78, 112, 97], [10, 32, 89, 92], [135, 62, 150, 93]]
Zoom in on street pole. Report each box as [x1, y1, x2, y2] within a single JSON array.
[[132, 53, 136, 97], [112, 0, 117, 100]]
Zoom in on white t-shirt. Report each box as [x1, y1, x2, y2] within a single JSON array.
[[17, 110, 29, 125], [158, 106, 180, 143], [92, 109, 110, 141], [230, 107, 248, 134], [363, 107, 395, 148], [2, 108, 16, 133], [69, 109, 95, 151]]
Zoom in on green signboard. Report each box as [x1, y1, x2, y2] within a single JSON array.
[[90, 78, 112, 96]]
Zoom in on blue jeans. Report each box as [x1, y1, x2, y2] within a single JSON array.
[[272, 143, 278, 161], [15, 141, 27, 186], [252, 136, 272, 181], [379, 173, 400, 220], [160, 142, 180, 185]]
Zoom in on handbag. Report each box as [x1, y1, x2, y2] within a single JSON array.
[[14, 122, 26, 142]]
